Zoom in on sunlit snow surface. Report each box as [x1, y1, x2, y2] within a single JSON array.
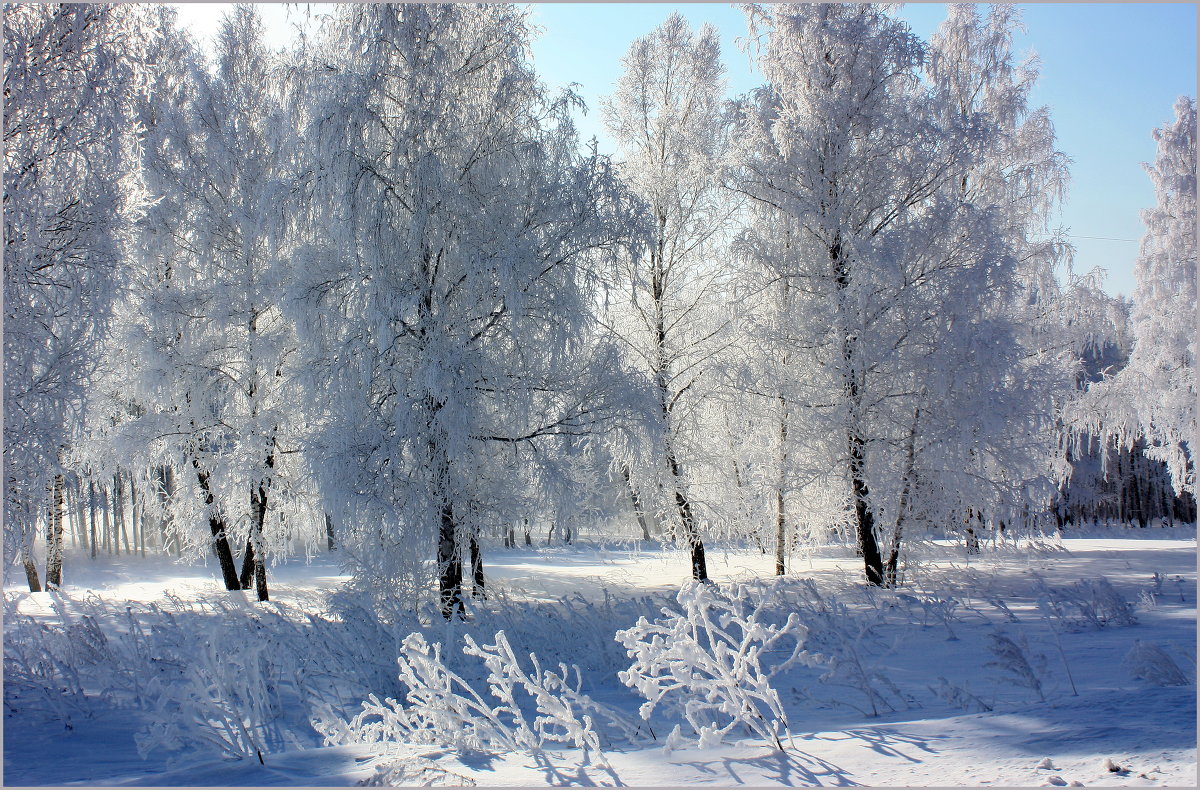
[[4, 528, 1195, 787]]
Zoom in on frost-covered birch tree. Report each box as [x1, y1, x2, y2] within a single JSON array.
[[119, 5, 310, 599], [924, 3, 1094, 543], [731, 3, 1026, 584], [600, 13, 738, 581], [3, 3, 152, 591], [292, 3, 635, 616], [1077, 97, 1196, 498]]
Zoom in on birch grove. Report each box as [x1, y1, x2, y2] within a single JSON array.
[[4, 2, 1193, 601]]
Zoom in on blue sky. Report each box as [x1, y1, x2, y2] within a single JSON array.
[[175, 2, 1197, 298], [527, 2, 1197, 299]]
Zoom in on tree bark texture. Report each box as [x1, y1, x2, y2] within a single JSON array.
[[45, 474, 65, 588], [22, 539, 41, 593], [193, 459, 241, 590], [884, 410, 920, 587], [438, 500, 464, 619], [833, 237, 884, 586], [245, 440, 275, 601], [621, 464, 653, 541], [87, 478, 99, 559], [775, 398, 788, 576], [469, 533, 485, 600]]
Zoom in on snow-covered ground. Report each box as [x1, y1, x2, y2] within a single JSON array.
[[4, 527, 1196, 787]]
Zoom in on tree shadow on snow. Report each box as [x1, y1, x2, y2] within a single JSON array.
[[526, 752, 627, 787], [672, 747, 860, 787], [803, 726, 945, 764]]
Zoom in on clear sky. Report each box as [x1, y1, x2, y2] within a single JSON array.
[[172, 1, 1198, 299]]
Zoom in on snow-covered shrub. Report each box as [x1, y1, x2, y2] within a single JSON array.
[[1074, 578, 1138, 627], [615, 581, 817, 749], [1137, 588, 1159, 610], [317, 629, 632, 766], [1033, 576, 1137, 632], [464, 630, 637, 765], [1, 592, 164, 731], [321, 632, 520, 752], [929, 676, 992, 713], [983, 593, 1020, 623], [1148, 571, 1165, 600], [1132, 573, 1190, 608], [134, 621, 282, 765], [985, 632, 1046, 702], [1122, 640, 1192, 686], [916, 593, 962, 640], [320, 584, 666, 703], [5, 591, 317, 765], [2, 609, 96, 727]]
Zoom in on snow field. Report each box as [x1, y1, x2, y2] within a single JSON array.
[[4, 529, 1196, 787]]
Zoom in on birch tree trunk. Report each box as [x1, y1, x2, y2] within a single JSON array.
[[193, 459, 240, 590], [775, 395, 788, 576], [45, 474, 65, 587], [438, 500, 463, 619], [621, 465, 653, 541], [885, 409, 921, 587], [87, 478, 99, 559], [21, 538, 41, 593], [72, 475, 89, 556]]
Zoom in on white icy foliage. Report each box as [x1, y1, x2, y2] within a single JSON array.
[[1078, 97, 1196, 496], [615, 581, 818, 749], [916, 3, 1089, 525], [463, 631, 616, 763], [114, 6, 319, 567], [3, 3, 153, 570], [317, 630, 627, 768], [1122, 640, 1192, 687], [290, 3, 636, 602], [985, 631, 1046, 702], [599, 13, 738, 550], [322, 632, 521, 753], [730, 3, 1044, 579], [134, 624, 276, 764]]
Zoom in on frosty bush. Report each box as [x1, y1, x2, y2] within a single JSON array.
[[1034, 576, 1138, 632], [2, 602, 100, 728], [6, 584, 655, 771], [317, 632, 519, 753], [317, 629, 631, 767], [985, 632, 1046, 702], [1122, 641, 1192, 686], [134, 623, 281, 765], [357, 757, 477, 787], [5, 592, 328, 766], [929, 676, 992, 713], [614, 581, 817, 749], [464, 631, 642, 756], [915, 592, 962, 640]]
